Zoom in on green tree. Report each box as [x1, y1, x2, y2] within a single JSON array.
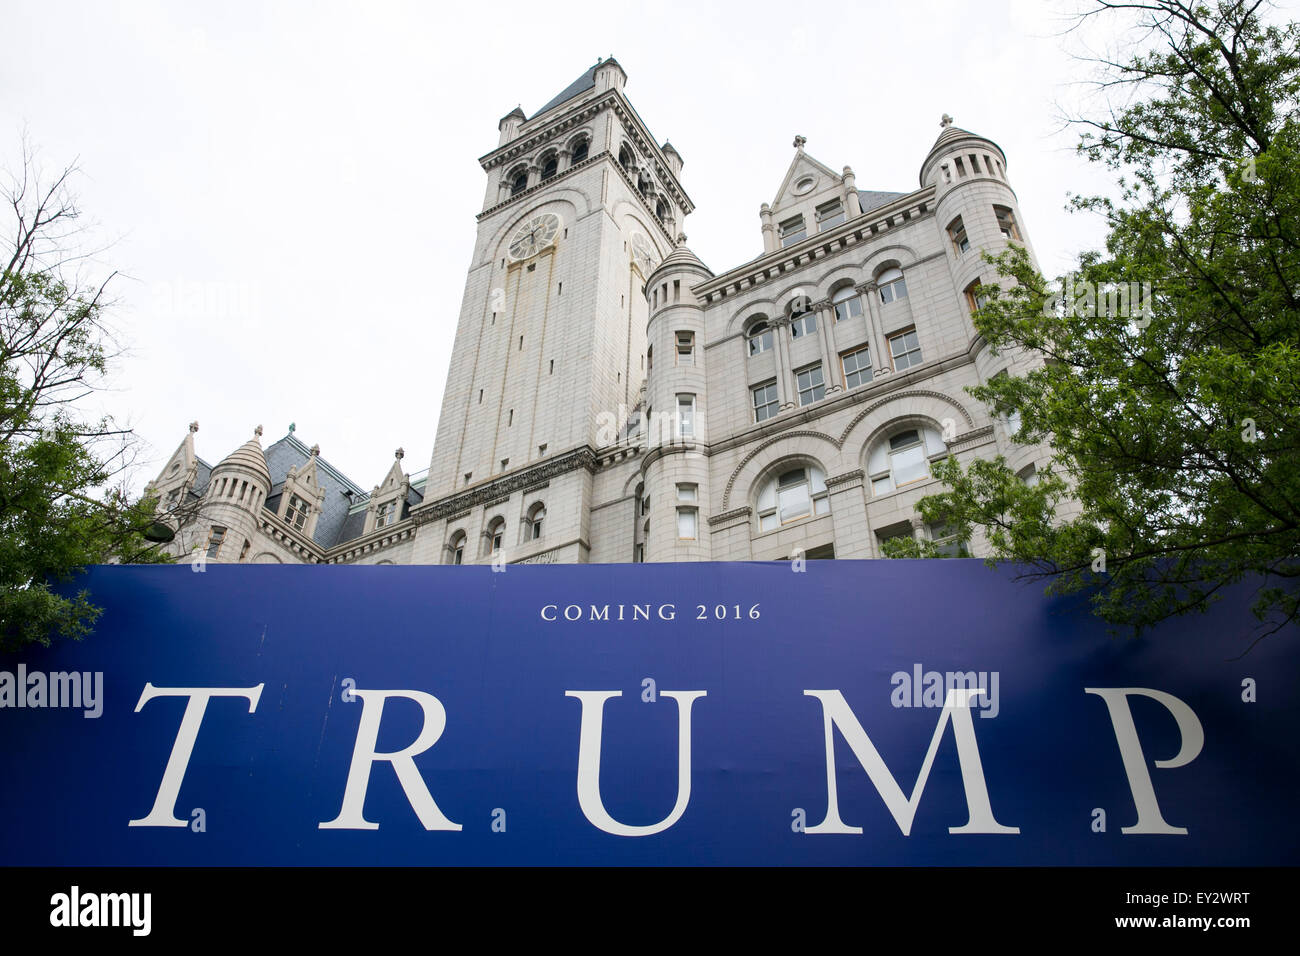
[[1, 148, 167, 652], [902, 0, 1300, 639]]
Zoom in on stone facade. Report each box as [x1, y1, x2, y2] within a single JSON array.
[[146, 61, 1048, 567]]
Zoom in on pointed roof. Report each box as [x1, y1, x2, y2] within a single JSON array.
[[651, 235, 712, 280], [531, 59, 602, 119], [214, 427, 271, 487], [770, 145, 842, 210]]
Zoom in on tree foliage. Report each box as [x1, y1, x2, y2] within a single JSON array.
[[1, 149, 167, 652], [909, 1, 1300, 638]]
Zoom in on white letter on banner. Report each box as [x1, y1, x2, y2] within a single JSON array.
[[319, 689, 462, 831], [1085, 687, 1203, 835], [802, 688, 1019, 836], [566, 690, 706, 836], [129, 683, 264, 827]]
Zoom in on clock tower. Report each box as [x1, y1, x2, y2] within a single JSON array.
[[411, 57, 693, 564]]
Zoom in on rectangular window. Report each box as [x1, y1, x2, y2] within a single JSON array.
[[948, 216, 969, 254], [752, 381, 779, 422], [816, 200, 845, 231], [676, 483, 697, 503], [929, 521, 967, 558], [677, 507, 697, 540], [889, 330, 923, 370], [994, 205, 1020, 240], [841, 346, 873, 389], [965, 280, 990, 314], [795, 364, 825, 406], [676, 394, 696, 439], [675, 331, 694, 365], [375, 500, 396, 529], [206, 526, 226, 559], [285, 493, 309, 530], [779, 216, 807, 248]]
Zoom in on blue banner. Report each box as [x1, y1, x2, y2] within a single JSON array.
[[0, 561, 1296, 866]]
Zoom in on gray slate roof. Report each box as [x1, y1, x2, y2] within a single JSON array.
[[531, 61, 600, 119], [262, 434, 368, 549], [858, 190, 908, 213]]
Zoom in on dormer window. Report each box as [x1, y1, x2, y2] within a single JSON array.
[[375, 500, 397, 529], [285, 494, 310, 530], [816, 200, 845, 231], [779, 216, 806, 248]]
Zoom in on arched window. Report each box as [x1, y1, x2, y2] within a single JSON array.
[[747, 319, 773, 356], [618, 146, 633, 171], [831, 286, 863, 322], [527, 503, 546, 541], [656, 199, 668, 220], [571, 138, 589, 164], [867, 426, 947, 496], [540, 154, 558, 180], [448, 530, 466, 565], [487, 516, 505, 555], [789, 300, 817, 339], [756, 465, 830, 532], [877, 267, 908, 304], [510, 168, 528, 196]]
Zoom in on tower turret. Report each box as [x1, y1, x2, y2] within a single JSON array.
[[642, 235, 713, 562], [199, 426, 271, 562]]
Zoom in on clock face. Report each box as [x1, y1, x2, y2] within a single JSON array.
[[630, 232, 657, 275], [508, 213, 562, 261]]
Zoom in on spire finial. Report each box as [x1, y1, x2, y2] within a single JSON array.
[[288, 422, 296, 434], [188, 421, 199, 433], [395, 447, 405, 460], [792, 134, 807, 149], [254, 424, 263, 439], [310, 444, 320, 457], [940, 113, 954, 128]]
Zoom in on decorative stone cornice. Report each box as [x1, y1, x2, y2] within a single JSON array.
[[327, 526, 416, 564], [479, 97, 606, 171], [478, 150, 604, 221], [825, 469, 865, 489], [707, 506, 752, 527], [946, 424, 995, 452], [694, 187, 936, 304], [412, 447, 598, 524]]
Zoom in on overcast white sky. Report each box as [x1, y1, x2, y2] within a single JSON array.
[[4, 0, 1129, 492]]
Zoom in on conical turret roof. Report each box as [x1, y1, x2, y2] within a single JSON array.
[[214, 428, 271, 487]]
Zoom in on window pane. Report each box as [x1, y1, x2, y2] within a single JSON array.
[[677, 508, 697, 539], [892, 444, 929, 485], [778, 483, 810, 523], [759, 512, 778, 531]]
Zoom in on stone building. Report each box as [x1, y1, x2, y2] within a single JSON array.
[[146, 57, 1047, 566]]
